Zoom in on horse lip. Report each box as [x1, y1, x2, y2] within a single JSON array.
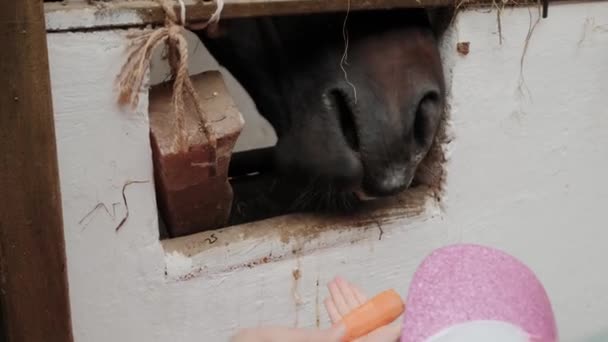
[[354, 190, 378, 201]]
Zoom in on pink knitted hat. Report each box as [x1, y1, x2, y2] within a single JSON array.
[[401, 244, 558, 342]]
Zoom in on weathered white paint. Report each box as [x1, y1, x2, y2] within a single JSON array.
[[45, 6, 144, 32], [44, 0, 213, 32], [43, 0, 450, 33], [47, 2, 608, 342]]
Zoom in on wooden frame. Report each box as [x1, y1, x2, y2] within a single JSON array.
[[45, 0, 452, 32], [3, 0, 587, 339], [44, 0, 563, 32], [0, 2, 74, 342]]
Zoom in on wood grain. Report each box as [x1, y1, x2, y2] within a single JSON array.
[[45, 0, 453, 31], [44, 0, 589, 32], [0, 1, 74, 341]]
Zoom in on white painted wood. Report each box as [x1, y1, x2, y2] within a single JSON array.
[[43, 0, 449, 32], [47, 2, 608, 341], [45, 5, 145, 32]]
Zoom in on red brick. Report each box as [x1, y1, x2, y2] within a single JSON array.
[[149, 71, 244, 237]]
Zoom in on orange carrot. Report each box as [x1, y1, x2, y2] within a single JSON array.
[[338, 289, 405, 342]]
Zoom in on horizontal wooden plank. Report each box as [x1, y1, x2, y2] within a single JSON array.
[[43, 0, 598, 33], [47, 0, 590, 32], [45, 0, 453, 32]]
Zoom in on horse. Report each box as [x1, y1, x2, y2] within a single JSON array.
[[196, 8, 446, 213]]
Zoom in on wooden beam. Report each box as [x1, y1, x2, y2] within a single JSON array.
[[44, 0, 600, 32], [45, 0, 454, 32], [0, 1, 74, 341]]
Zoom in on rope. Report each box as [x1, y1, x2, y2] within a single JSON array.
[[116, 0, 223, 158]]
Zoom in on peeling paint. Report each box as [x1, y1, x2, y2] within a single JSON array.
[[292, 264, 303, 327], [165, 251, 193, 279], [315, 275, 321, 328], [46, 8, 144, 32]]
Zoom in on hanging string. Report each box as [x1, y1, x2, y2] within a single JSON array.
[[116, 0, 223, 160]]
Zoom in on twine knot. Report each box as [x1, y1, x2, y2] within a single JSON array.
[[116, 0, 222, 160], [168, 24, 182, 38]]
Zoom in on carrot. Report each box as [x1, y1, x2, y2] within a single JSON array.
[[338, 289, 405, 342]]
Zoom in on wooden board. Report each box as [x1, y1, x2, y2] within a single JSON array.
[[46, 0, 451, 31], [44, 0, 583, 32], [45, 0, 454, 32], [0, 1, 74, 341]]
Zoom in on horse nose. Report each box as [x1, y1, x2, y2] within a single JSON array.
[[365, 167, 416, 197], [375, 175, 408, 196], [274, 128, 363, 192], [316, 88, 365, 190], [326, 89, 360, 153], [330, 153, 364, 191], [412, 89, 442, 149]]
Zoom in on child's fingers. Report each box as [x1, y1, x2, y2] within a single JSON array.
[[324, 297, 342, 323], [336, 277, 363, 309], [350, 282, 368, 305], [328, 278, 351, 315]]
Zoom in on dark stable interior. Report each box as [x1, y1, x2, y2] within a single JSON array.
[[226, 146, 329, 226]]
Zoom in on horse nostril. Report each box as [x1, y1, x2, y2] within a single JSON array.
[[413, 90, 441, 147], [328, 89, 360, 152]]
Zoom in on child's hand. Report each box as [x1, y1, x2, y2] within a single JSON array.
[[230, 277, 400, 342], [324, 277, 401, 342], [230, 325, 345, 342]]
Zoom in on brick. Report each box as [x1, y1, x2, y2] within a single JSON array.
[[149, 71, 244, 237]]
